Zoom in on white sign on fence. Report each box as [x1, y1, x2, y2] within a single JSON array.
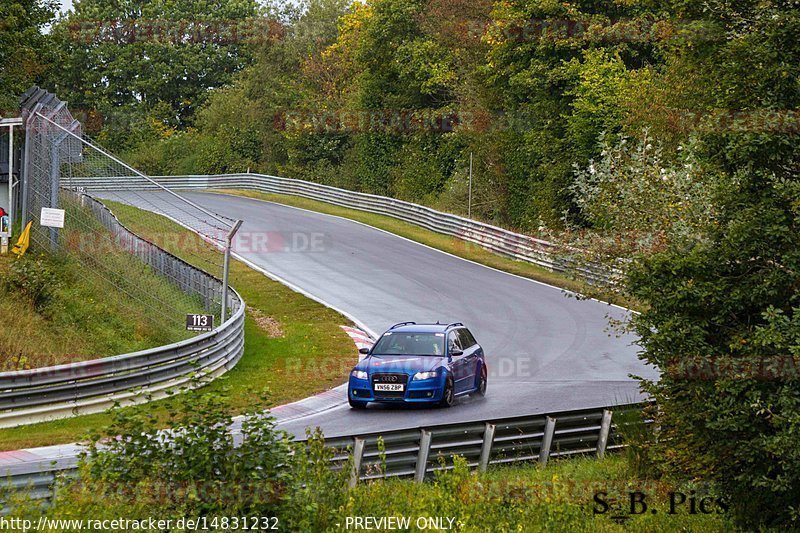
[[40, 207, 65, 228]]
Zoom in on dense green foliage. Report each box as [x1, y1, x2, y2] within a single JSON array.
[[18, 388, 352, 530], [2, 255, 61, 311], [46, 0, 261, 150], [0, 0, 57, 111], [621, 2, 800, 529], [115, 0, 691, 230]]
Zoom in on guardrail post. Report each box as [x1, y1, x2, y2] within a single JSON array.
[[478, 423, 495, 473], [415, 430, 432, 483], [597, 409, 613, 459], [349, 437, 365, 488], [539, 416, 556, 468]]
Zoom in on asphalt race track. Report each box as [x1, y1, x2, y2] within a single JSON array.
[[97, 191, 658, 438]]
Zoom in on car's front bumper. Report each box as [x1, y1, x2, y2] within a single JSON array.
[[348, 374, 446, 403]]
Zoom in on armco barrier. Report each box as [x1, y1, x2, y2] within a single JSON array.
[[2, 403, 645, 510], [0, 196, 245, 428], [324, 404, 639, 485], [67, 173, 618, 285]]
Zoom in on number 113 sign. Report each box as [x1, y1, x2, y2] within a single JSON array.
[[186, 314, 214, 332]]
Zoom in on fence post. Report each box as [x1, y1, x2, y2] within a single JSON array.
[[414, 430, 432, 483], [478, 423, 495, 473], [221, 220, 243, 324], [48, 138, 61, 251], [349, 437, 365, 488], [597, 409, 613, 459], [539, 416, 556, 467]]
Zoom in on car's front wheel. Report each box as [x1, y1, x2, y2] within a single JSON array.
[[440, 376, 455, 408], [349, 396, 368, 409]]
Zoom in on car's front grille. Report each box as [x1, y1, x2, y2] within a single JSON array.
[[372, 373, 408, 398], [372, 373, 409, 384]]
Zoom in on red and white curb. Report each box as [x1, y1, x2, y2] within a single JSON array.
[[341, 325, 374, 359], [266, 324, 374, 422]]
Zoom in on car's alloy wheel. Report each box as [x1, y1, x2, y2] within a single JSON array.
[[441, 377, 455, 408]]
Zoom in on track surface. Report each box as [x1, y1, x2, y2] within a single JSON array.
[[99, 191, 657, 438]]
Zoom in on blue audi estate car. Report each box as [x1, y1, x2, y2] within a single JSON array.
[[348, 322, 487, 409]]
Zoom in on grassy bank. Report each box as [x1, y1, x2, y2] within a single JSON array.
[[340, 455, 733, 532], [0, 238, 199, 371], [0, 202, 357, 451], [211, 189, 634, 309]]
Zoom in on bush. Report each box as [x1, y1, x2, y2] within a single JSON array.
[[2, 255, 62, 311], [40, 385, 350, 529], [628, 191, 800, 529]]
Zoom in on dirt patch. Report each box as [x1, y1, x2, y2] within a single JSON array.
[[247, 306, 284, 338]]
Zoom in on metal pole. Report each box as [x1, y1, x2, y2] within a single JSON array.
[[468, 152, 473, 219], [221, 219, 243, 324], [539, 416, 556, 467], [19, 124, 32, 228], [21, 108, 39, 228], [478, 423, 496, 473], [414, 429, 432, 483], [349, 437, 365, 488], [597, 409, 613, 459], [7, 125, 12, 230], [49, 139, 61, 251]]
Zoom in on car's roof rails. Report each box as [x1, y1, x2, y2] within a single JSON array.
[[446, 322, 464, 329], [389, 321, 417, 329]]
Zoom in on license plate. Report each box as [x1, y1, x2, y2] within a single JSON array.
[[374, 383, 404, 392]]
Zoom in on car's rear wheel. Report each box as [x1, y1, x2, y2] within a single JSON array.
[[349, 397, 368, 409], [474, 365, 487, 397], [440, 376, 455, 408]]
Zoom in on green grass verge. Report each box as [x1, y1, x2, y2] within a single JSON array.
[[0, 197, 203, 371], [0, 201, 356, 451], [212, 189, 636, 309], [344, 455, 733, 531]]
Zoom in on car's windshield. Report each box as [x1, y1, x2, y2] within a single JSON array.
[[371, 332, 445, 356]]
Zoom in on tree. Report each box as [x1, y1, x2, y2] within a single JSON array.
[[0, 0, 57, 112], [47, 0, 260, 149], [480, 0, 662, 228], [624, 1, 800, 528]]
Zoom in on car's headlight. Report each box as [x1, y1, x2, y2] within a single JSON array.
[[413, 370, 438, 381], [351, 369, 368, 380]]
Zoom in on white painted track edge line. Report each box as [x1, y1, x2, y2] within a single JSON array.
[[201, 190, 636, 315], [230, 251, 379, 340]]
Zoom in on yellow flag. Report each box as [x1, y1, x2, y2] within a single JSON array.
[[11, 221, 32, 257]]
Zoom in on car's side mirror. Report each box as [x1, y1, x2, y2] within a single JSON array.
[[450, 348, 463, 357], [359, 347, 370, 355]]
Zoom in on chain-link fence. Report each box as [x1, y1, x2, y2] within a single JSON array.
[[19, 88, 238, 337]]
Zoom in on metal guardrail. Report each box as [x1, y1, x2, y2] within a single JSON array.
[[0, 196, 246, 428], [69, 173, 618, 285], [321, 404, 636, 485], [2, 403, 643, 510]]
